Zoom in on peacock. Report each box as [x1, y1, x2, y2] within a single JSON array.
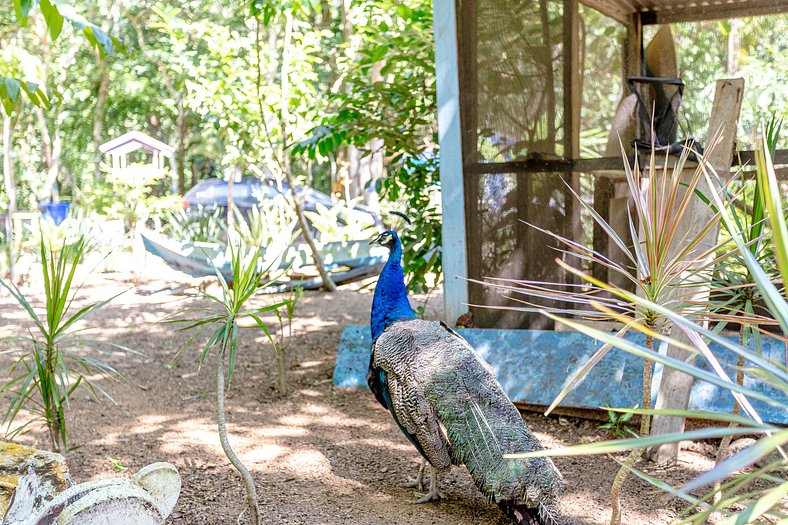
[[366, 228, 564, 525]]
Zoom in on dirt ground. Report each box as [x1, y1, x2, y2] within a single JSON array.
[[0, 253, 737, 525]]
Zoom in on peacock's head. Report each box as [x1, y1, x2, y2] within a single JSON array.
[[369, 230, 398, 249]]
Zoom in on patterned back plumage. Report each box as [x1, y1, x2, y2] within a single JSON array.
[[372, 320, 564, 524]]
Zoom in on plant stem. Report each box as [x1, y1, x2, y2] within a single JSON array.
[[217, 343, 261, 525], [712, 330, 745, 503], [277, 345, 288, 395], [609, 333, 654, 525]]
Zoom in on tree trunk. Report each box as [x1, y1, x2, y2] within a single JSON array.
[[38, 107, 62, 202], [727, 19, 740, 75], [176, 100, 186, 193], [92, 64, 110, 179], [278, 10, 337, 292], [3, 109, 17, 283], [216, 342, 261, 525], [348, 62, 384, 210]]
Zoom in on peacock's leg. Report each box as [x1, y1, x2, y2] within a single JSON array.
[[400, 459, 427, 491], [409, 465, 445, 504]]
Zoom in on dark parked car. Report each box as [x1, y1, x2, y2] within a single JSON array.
[[182, 176, 381, 230]]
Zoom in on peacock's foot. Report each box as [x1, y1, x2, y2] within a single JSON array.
[[400, 459, 427, 491], [408, 465, 445, 504], [409, 487, 445, 504]]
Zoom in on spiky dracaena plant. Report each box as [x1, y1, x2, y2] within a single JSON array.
[[481, 144, 733, 524], [167, 245, 289, 525], [507, 135, 787, 524], [1, 236, 135, 452], [707, 119, 784, 498]]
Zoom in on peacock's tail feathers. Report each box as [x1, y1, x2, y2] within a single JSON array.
[[423, 327, 564, 521], [498, 501, 565, 525], [373, 319, 565, 523]]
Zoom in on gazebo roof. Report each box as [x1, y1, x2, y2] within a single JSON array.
[[99, 131, 175, 157], [583, 0, 787, 24]]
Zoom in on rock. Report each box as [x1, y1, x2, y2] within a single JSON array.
[[132, 463, 181, 517], [726, 437, 783, 469], [0, 442, 71, 515], [2, 461, 181, 525], [727, 437, 757, 456]]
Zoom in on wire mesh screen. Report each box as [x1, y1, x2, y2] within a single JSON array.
[[467, 172, 576, 329], [461, 0, 565, 163]]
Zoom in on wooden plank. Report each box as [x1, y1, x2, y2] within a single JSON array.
[[573, 149, 788, 172], [433, 0, 469, 325], [648, 78, 746, 464]]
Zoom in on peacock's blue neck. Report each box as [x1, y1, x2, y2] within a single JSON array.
[[371, 237, 416, 342]]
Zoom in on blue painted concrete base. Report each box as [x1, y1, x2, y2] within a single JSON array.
[[333, 326, 787, 424]]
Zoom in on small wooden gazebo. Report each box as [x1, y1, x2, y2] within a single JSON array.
[[434, 0, 788, 327], [99, 131, 175, 182]]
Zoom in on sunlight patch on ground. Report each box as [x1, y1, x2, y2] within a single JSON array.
[[281, 449, 332, 477], [247, 444, 288, 464], [250, 427, 309, 438], [338, 438, 413, 452]]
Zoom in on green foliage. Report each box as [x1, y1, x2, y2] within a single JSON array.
[[167, 243, 288, 524], [271, 285, 303, 394], [168, 243, 289, 384], [0, 236, 134, 451], [598, 403, 639, 439], [303, 197, 377, 243], [384, 153, 441, 292], [230, 197, 298, 256], [291, 0, 440, 292], [164, 206, 228, 244], [2, 0, 125, 114]]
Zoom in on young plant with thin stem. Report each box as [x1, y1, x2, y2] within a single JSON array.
[[0, 236, 134, 452], [272, 286, 302, 395], [168, 244, 289, 525]]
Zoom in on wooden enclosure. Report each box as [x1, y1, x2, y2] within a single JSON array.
[[434, 0, 788, 328]]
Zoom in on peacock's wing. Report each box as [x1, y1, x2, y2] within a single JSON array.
[[372, 324, 452, 471], [408, 320, 564, 524]]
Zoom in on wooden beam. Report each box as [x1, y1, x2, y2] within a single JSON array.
[[579, 0, 629, 24], [641, 0, 788, 25], [434, 0, 469, 326]]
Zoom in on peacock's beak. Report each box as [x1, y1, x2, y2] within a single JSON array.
[[369, 233, 383, 245]]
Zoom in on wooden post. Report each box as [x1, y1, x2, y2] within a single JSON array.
[[648, 78, 745, 463], [434, 0, 468, 325], [563, 0, 582, 251]]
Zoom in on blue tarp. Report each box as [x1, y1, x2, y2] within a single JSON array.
[[334, 326, 788, 424]]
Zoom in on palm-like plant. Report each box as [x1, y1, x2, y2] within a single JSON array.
[[481, 143, 732, 524], [167, 244, 289, 525], [1, 237, 134, 452], [505, 135, 787, 524]]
